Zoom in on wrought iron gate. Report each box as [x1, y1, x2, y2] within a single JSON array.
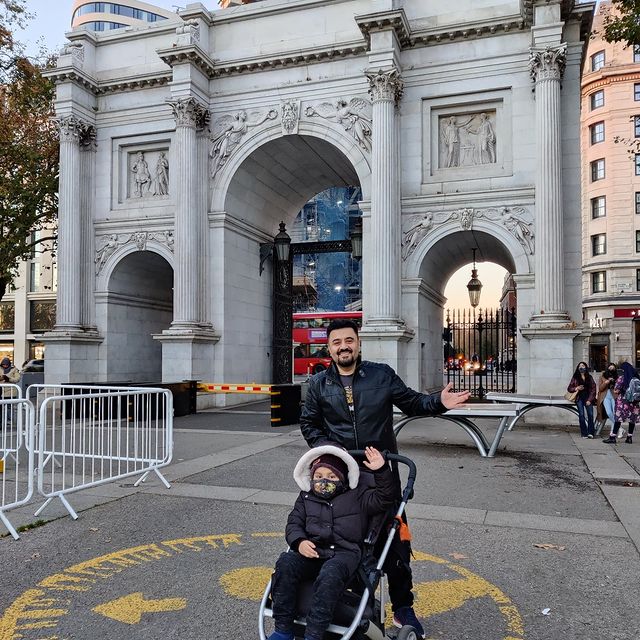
[[443, 307, 517, 399]]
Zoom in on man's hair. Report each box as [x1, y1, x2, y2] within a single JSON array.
[[326, 318, 359, 341]]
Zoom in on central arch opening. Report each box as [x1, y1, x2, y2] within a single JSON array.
[[217, 131, 367, 392]]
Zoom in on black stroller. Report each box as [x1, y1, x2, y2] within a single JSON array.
[[258, 451, 419, 640]]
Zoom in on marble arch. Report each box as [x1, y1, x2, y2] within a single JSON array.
[[44, 0, 592, 404]]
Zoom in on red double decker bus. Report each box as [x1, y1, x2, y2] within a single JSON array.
[[293, 311, 362, 375]]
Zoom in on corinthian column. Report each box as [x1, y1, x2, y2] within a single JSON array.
[[364, 68, 404, 327], [529, 45, 570, 323], [55, 117, 89, 331], [80, 126, 97, 331], [168, 97, 209, 328]]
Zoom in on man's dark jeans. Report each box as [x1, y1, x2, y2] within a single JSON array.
[[576, 397, 595, 437], [271, 550, 359, 640]]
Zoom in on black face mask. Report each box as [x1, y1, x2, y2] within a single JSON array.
[[311, 478, 344, 499], [579, 368, 587, 374]]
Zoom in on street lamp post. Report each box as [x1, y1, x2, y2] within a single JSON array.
[[476, 309, 485, 400], [260, 219, 362, 384]]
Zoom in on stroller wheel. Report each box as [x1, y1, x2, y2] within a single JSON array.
[[396, 626, 419, 640]]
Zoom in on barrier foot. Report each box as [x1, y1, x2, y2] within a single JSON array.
[[154, 468, 171, 489], [34, 497, 53, 517], [0, 510, 20, 540], [59, 495, 79, 520], [133, 470, 150, 487], [133, 468, 171, 489]]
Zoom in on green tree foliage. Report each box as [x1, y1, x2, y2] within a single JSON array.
[[600, 0, 640, 47], [0, 0, 58, 301]]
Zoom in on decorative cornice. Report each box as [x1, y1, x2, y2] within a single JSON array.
[[355, 9, 412, 48], [157, 43, 217, 77], [210, 41, 368, 78], [44, 67, 98, 92]]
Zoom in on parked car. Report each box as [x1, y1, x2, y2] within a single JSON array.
[[22, 359, 44, 372]]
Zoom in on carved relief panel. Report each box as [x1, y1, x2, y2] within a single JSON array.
[[127, 149, 170, 199], [422, 90, 512, 185]]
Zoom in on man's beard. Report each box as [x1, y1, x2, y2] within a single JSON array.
[[336, 350, 356, 368]]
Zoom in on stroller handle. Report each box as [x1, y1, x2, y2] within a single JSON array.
[[347, 450, 417, 502]]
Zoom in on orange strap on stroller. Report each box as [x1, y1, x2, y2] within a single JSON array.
[[394, 516, 412, 542]]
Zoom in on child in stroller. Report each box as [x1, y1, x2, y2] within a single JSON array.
[[259, 445, 420, 640]]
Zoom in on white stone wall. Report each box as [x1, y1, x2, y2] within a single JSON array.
[[46, 0, 591, 398]]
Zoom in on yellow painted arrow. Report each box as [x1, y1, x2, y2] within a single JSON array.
[[92, 592, 186, 625]]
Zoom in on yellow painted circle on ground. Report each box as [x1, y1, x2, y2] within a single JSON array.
[[0, 534, 524, 640]]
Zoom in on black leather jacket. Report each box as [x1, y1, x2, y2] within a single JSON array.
[[300, 360, 446, 453]]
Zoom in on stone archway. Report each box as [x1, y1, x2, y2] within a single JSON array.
[[209, 128, 367, 395], [102, 251, 173, 383], [402, 222, 530, 393]]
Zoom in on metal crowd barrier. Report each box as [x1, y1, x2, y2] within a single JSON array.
[[34, 386, 173, 519], [0, 384, 173, 539], [1, 395, 35, 540]]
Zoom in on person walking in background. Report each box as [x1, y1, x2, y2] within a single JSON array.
[[595, 363, 618, 436], [567, 362, 596, 438], [0, 357, 20, 384], [603, 362, 640, 445]]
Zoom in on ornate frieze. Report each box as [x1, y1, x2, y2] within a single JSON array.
[[402, 207, 534, 260], [281, 100, 301, 135], [95, 231, 174, 275], [365, 68, 404, 105], [169, 97, 210, 130], [305, 98, 372, 151], [529, 45, 567, 84], [175, 19, 200, 42], [209, 109, 277, 178]]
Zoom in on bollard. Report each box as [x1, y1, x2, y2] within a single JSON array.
[[270, 384, 302, 426]]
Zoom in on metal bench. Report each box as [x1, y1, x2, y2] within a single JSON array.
[[486, 393, 579, 430], [393, 403, 521, 458]]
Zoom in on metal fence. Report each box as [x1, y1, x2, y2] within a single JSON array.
[[1, 395, 35, 540], [444, 307, 517, 399], [0, 384, 173, 539]]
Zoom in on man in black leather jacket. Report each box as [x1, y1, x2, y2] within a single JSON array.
[[300, 318, 469, 637]]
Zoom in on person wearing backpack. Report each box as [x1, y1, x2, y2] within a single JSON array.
[[602, 362, 639, 444]]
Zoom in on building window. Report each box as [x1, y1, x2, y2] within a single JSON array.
[[636, 192, 640, 214], [0, 302, 15, 333], [592, 271, 606, 293], [592, 233, 606, 256], [637, 230, 640, 253], [636, 154, 640, 176], [590, 121, 605, 144], [635, 45, 640, 63], [591, 196, 606, 218], [590, 90, 604, 110], [29, 301, 56, 333], [591, 159, 605, 181], [591, 50, 605, 71], [636, 84, 640, 101], [637, 269, 640, 291]]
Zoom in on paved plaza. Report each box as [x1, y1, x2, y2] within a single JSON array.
[[1, 403, 639, 639]]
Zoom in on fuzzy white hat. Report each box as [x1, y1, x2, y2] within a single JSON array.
[[293, 445, 360, 492]]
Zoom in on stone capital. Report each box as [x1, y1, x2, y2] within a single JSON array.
[[57, 116, 90, 144], [169, 97, 210, 130], [365, 68, 403, 105], [529, 44, 567, 85]]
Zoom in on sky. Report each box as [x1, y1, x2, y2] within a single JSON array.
[[20, 0, 205, 56], [19, 1, 509, 311]]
